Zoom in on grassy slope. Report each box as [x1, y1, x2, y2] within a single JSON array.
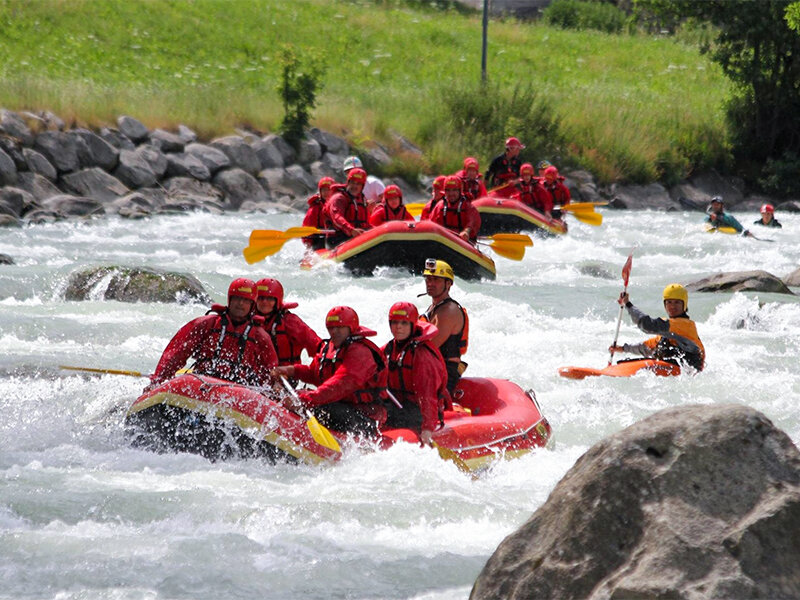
[[0, 0, 730, 183]]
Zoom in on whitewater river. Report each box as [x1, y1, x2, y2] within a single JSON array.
[[1, 209, 798, 600]]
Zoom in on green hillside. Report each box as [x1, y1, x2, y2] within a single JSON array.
[[0, 0, 731, 183]]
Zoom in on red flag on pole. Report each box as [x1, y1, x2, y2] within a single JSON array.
[[621, 253, 633, 287]]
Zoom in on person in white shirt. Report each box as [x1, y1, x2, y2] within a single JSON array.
[[343, 155, 385, 212]]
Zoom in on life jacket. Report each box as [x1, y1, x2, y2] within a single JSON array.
[[439, 197, 470, 233], [645, 315, 705, 371], [543, 177, 570, 205], [329, 186, 369, 230], [304, 194, 327, 228], [421, 298, 469, 359], [461, 176, 484, 201], [493, 156, 522, 184], [263, 306, 303, 366], [193, 304, 266, 385], [316, 335, 388, 403]]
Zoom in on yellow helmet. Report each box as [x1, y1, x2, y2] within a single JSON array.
[[663, 283, 688, 309], [423, 258, 454, 282]]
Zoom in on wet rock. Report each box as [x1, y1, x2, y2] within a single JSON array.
[[257, 166, 311, 207], [0, 253, 14, 264], [40, 194, 105, 218], [60, 167, 130, 203], [165, 152, 210, 181], [0, 186, 37, 218], [22, 148, 57, 181], [184, 142, 230, 176], [71, 129, 120, 171], [212, 167, 268, 209], [162, 177, 223, 202], [116, 115, 149, 143], [15, 172, 61, 203], [109, 192, 155, 219], [113, 149, 158, 188], [33, 131, 79, 173], [157, 195, 225, 215], [149, 128, 185, 153], [209, 136, 260, 175], [682, 171, 746, 207], [21, 208, 59, 224], [471, 404, 800, 600], [64, 266, 210, 304], [608, 183, 680, 210], [777, 200, 800, 213], [686, 270, 794, 295], [578, 262, 615, 279], [0, 147, 18, 185], [783, 268, 800, 287]]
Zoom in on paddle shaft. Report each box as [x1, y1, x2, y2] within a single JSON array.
[[608, 283, 628, 366], [60, 365, 148, 377]]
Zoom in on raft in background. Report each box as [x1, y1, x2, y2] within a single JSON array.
[[472, 197, 568, 237], [301, 220, 497, 281], [123, 373, 553, 473]]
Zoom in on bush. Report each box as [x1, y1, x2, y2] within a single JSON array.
[[759, 151, 800, 197], [544, 0, 627, 34], [276, 45, 325, 149]]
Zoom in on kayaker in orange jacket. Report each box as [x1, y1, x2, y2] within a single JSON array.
[[150, 278, 278, 388], [254, 278, 321, 367], [272, 306, 388, 437], [382, 301, 449, 445], [609, 284, 705, 371]]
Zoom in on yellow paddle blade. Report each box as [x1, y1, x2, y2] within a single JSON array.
[[405, 202, 425, 217], [305, 413, 342, 453], [563, 201, 608, 212], [570, 210, 603, 226], [60, 365, 146, 377], [249, 226, 323, 243], [243, 242, 286, 264], [487, 241, 526, 261], [485, 233, 533, 246]]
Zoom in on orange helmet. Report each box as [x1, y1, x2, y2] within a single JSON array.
[[444, 175, 462, 191], [520, 163, 535, 176], [228, 278, 257, 303], [463, 156, 479, 170], [505, 136, 525, 149], [318, 176, 335, 191], [388, 301, 418, 323], [326, 305, 359, 330], [255, 278, 284, 306], [346, 168, 367, 184], [760, 203, 775, 214], [432, 175, 447, 191], [384, 184, 402, 201], [544, 165, 559, 180]]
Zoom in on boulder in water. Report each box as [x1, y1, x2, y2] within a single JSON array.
[[686, 270, 794, 295], [64, 266, 210, 304], [471, 404, 800, 600]]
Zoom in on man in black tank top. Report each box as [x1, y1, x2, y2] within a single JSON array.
[[419, 258, 469, 394]]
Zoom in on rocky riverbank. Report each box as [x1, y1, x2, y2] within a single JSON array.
[[1, 108, 798, 227]]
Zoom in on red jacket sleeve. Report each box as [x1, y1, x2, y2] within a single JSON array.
[[466, 203, 481, 239], [283, 313, 322, 357], [151, 316, 215, 385], [298, 343, 377, 407], [368, 206, 387, 227], [324, 193, 354, 236], [249, 327, 279, 385]]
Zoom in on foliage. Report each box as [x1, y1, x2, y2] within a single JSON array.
[[275, 45, 325, 149], [759, 151, 800, 197], [786, 1, 800, 31], [635, 0, 800, 191], [544, 0, 628, 34]]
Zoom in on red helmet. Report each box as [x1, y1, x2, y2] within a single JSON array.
[[326, 305, 359, 330], [432, 175, 447, 191], [520, 163, 535, 176], [444, 175, 462, 191], [228, 278, 257, 303], [760, 203, 775, 214], [463, 156, 479, 170], [388, 301, 418, 323], [346, 168, 367, 184], [505, 136, 525, 149], [384, 184, 402, 201], [544, 165, 559, 180], [255, 278, 284, 306], [318, 176, 335, 191]]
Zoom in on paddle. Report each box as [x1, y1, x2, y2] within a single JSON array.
[[60, 365, 149, 377], [280, 376, 342, 453], [477, 233, 533, 261], [608, 252, 633, 366], [243, 227, 332, 264], [558, 203, 603, 226], [405, 202, 425, 218]]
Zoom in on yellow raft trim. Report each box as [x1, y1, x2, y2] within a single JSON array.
[[128, 391, 334, 466], [476, 205, 565, 236]]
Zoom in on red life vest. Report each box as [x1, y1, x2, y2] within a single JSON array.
[[316, 335, 387, 403], [440, 197, 470, 233], [265, 308, 303, 366], [384, 336, 443, 406], [462, 177, 483, 201], [193, 306, 267, 385], [330, 187, 369, 230]]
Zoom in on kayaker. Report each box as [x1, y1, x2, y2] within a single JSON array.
[[484, 136, 525, 188], [254, 278, 321, 367], [420, 259, 469, 394], [382, 301, 450, 445], [455, 156, 488, 201], [420, 175, 446, 220], [343, 155, 385, 208], [149, 278, 278, 388], [301, 176, 334, 250], [513, 162, 553, 218], [272, 306, 388, 437], [705, 196, 753, 237], [324, 167, 371, 247], [368, 184, 414, 226], [609, 284, 705, 372], [542, 165, 571, 219], [753, 203, 782, 228], [427, 175, 481, 243]]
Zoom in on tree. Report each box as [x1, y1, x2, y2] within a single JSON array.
[[636, 1, 800, 188], [276, 45, 325, 149]]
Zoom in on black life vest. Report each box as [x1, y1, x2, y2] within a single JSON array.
[[421, 298, 469, 359]]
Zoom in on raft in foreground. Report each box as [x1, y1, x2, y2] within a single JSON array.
[[301, 220, 497, 281], [558, 359, 681, 380], [124, 373, 553, 473]]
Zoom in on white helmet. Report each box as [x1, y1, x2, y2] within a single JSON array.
[[343, 156, 363, 172]]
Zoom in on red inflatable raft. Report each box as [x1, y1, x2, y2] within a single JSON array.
[[301, 220, 496, 281], [124, 373, 552, 473], [472, 196, 567, 237], [558, 359, 681, 380]]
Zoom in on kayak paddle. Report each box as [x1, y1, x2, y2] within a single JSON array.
[[608, 251, 633, 366], [243, 227, 332, 264]]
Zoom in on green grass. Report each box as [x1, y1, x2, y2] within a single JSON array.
[[0, 0, 731, 184]]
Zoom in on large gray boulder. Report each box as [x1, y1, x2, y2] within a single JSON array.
[[165, 152, 211, 181], [40, 194, 105, 218], [60, 168, 130, 203], [33, 131, 79, 173], [116, 115, 149, 143], [0, 187, 36, 218], [209, 136, 261, 175], [308, 127, 349, 155], [99, 127, 136, 151], [184, 142, 230, 175], [71, 129, 120, 171], [212, 167, 268, 209], [64, 266, 210, 304], [471, 404, 800, 600], [687, 270, 794, 295], [113, 149, 158, 188], [135, 144, 168, 179], [22, 148, 57, 181], [0, 135, 27, 170], [161, 177, 223, 202], [15, 172, 62, 202], [258, 134, 295, 166], [0, 109, 34, 146], [782, 268, 800, 287], [149, 128, 185, 153], [0, 147, 18, 185], [297, 137, 322, 165], [608, 182, 681, 210]]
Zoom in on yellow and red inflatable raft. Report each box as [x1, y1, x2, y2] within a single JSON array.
[[472, 196, 567, 238], [124, 373, 553, 473], [302, 220, 496, 281]]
